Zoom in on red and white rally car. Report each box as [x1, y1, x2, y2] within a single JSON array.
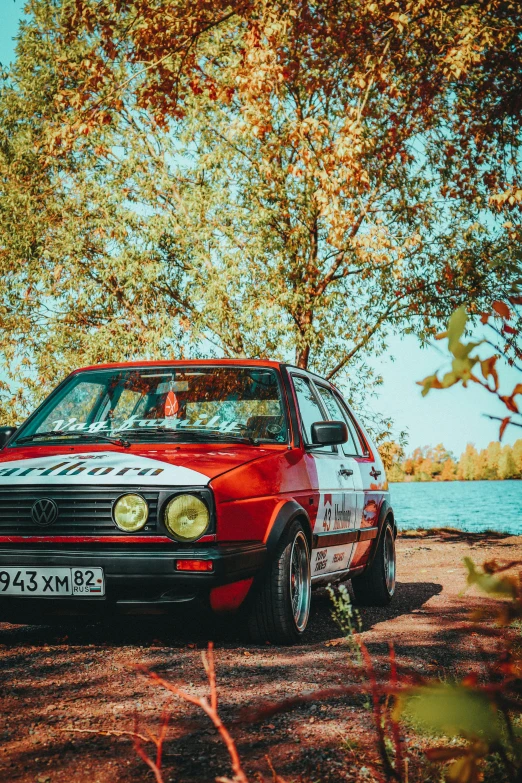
[[0, 360, 396, 644]]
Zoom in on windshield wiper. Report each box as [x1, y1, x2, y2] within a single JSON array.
[[209, 433, 260, 446], [119, 427, 260, 445], [116, 426, 180, 436], [74, 432, 131, 449], [17, 431, 130, 448]]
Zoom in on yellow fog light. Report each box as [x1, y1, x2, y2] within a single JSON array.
[[164, 495, 209, 542], [113, 494, 149, 532]]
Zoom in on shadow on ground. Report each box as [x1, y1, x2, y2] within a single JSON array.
[[0, 579, 441, 649], [0, 564, 497, 783]]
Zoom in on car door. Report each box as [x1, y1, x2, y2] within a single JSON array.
[[290, 374, 356, 579], [313, 383, 361, 575], [332, 390, 387, 570]]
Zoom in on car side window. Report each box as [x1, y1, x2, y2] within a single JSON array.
[[334, 392, 370, 456], [315, 385, 360, 456], [291, 375, 331, 451], [352, 418, 370, 456]]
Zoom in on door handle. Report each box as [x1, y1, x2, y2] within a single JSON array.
[[370, 467, 382, 479], [339, 467, 353, 477]]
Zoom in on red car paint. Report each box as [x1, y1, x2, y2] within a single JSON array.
[[0, 360, 392, 619]]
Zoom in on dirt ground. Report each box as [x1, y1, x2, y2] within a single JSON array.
[[0, 530, 520, 783]]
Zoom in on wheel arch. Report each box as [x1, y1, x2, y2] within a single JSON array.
[[265, 500, 313, 559], [247, 499, 313, 643], [366, 499, 395, 569]]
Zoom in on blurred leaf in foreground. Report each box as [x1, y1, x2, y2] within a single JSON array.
[[395, 683, 503, 741]]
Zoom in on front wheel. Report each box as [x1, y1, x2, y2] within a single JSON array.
[[248, 521, 311, 645], [351, 519, 396, 606]]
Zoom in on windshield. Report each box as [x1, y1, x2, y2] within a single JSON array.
[[13, 366, 288, 446]]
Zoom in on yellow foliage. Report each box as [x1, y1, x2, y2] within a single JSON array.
[[386, 439, 522, 482]]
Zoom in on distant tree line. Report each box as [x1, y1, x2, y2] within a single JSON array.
[[381, 441, 522, 482]]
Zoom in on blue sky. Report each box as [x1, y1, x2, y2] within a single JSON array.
[[0, 2, 23, 68], [1, 2, 520, 456], [371, 334, 520, 455]]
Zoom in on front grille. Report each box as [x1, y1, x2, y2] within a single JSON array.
[[0, 486, 160, 535]]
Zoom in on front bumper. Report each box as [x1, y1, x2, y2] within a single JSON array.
[[0, 543, 266, 617]]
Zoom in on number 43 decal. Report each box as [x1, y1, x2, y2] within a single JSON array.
[[322, 506, 332, 532]]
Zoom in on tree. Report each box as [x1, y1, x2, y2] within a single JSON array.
[[512, 439, 522, 477], [439, 458, 456, 481], [58, 0, 522, 221], [1, 0, 521, 420], [473, 448, 490, 481], [486, 441, 502, 479], [390, 439, 518, 482], [394, 443, 454, 481], [457, 444, 479, 481], [402, 457, 415, 477], [387, 463, 405, 483], [428, 443, 454, 477], [378, 440, 404, 472], [498, 444, 517, 479]]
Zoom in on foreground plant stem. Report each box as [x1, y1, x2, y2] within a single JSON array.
[[139, 641, 249, 783]]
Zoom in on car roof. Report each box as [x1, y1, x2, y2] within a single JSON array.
[[281, 363, 329, 383], [71, 359, 338, 390], [73, 358, 284, 373]]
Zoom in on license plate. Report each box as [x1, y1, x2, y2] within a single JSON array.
[[0, 567, 105, 597]]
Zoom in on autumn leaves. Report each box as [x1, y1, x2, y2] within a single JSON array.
[[0, 1, 520, 427]]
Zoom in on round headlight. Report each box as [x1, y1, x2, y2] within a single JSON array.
[[164, 494, 210, 542], [113, 494, 149, 532]]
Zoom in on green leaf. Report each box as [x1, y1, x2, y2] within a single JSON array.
[[447, 754, 483, 783], [452, 342, 482, 360], [451, 356, 479, 379], [447, 306, 468, 356], [463, 557, 517, 597], [417, 374, 443, 396], [395, 683, 502, 741], [440, 370, 458, 388]]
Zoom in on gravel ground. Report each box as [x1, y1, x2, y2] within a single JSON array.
[[0, 530, 520, 783]]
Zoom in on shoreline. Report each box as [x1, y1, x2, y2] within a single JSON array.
[[397, 526, 520, 541], [390, 477, 522, 484], [390, 480, 521, 536]]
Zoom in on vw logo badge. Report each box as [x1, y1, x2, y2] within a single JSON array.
[[31, 498, 59, 526]]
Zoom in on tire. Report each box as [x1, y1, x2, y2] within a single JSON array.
[[248, 520, 311, 645], [351, 519, 396, 607]]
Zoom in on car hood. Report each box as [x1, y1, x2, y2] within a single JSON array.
[[0, 443, 281, 487]]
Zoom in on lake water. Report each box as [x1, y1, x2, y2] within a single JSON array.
[[389, 480, 522, 535]]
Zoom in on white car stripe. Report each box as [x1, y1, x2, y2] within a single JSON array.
[[0, 452, 209, 486]]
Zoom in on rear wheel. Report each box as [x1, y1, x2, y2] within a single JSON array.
[[248, 521, 311, 645], [351, 520, 396, 606]]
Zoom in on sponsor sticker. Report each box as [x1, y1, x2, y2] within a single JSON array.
[[312, 544, 352, 575], [316, 493, 353, 534], [314, 549, 328, 572], [0, 452, 209, 487], [47, 413, 244, 435]]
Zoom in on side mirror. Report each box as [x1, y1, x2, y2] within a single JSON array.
[[311, 421, 348, 446], [0, 426, 17, 449]]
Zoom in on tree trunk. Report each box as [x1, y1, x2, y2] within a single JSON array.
[[295, 344, 310, 369]]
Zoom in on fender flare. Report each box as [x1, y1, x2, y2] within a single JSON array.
[[366, 499, 396, 569], [264, 500, 313, 559]]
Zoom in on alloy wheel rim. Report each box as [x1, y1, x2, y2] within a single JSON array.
[[384, 526, 396, 595], [289, 531, 311, 632]]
